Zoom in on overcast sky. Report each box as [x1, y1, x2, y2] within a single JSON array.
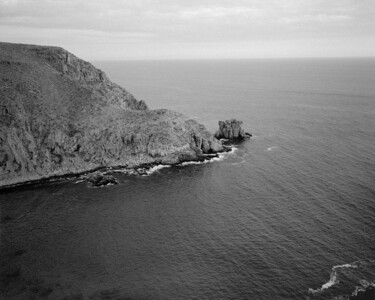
[[1, 0, 374, 60]]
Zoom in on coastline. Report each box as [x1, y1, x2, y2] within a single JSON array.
[[0, 148, 231, 191], [0, 42, 227, 189]]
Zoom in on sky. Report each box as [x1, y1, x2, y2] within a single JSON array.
[[0, 0, 375, 60]]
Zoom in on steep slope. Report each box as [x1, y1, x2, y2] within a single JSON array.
[[0, 42, 223, 187]]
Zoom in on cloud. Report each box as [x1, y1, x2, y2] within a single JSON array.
[[281, 14, 351, 24], [0, 0, 374, 59], [178, 6, 262, 19]]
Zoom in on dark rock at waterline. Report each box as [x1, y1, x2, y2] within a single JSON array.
[[0, 42, 224, 188], [215, 119, 251, 140], [86, 173, 118, 187]]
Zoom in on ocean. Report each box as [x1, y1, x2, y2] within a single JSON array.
[[1, 58, 375, 299]]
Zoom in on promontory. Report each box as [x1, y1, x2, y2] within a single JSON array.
[[0, 42, 224, 187]]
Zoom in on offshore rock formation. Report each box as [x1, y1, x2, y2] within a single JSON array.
[[0, 42, 223, 187], [215, 119, 252, 140]]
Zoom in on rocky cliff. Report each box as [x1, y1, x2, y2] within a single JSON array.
[[0, 42, 223, 187]]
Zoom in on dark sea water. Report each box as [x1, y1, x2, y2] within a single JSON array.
[[1, 58, 375, 300]]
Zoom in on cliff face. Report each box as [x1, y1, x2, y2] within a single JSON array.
[[0, 42, 223, 187]]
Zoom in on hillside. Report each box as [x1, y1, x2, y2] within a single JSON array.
[[0, 42, 223, 187]]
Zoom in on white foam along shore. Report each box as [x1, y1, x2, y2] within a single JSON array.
[[179, 146, 238, 166], [109, 164, 171, 176], [74, 147, 239, 183], [144, 164, 171, 175]]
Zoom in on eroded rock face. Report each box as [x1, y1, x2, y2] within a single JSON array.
[[215, 119, 251, 140], [0, 42, 223, 187]]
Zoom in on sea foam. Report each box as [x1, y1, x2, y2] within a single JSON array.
[[144, 164, 171, 175], [179, 147, 238, 166], [352, 280, 375, 297], [308, 262, 359, 294]]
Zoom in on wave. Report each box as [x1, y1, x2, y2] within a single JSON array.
[[143, 164, 171, 175], [75, 147, 238, 182], [74, 179, 85, 184], [75, 164, 172, 180], [309, 262, 359, 294], [179, 160, 209, 166], [115, 164, 172, 176], [351, 280, 375, 299], [308, 260, 375, 298], [179, 147, 238, 166]]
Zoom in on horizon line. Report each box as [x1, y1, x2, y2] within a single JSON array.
[[91, 56, 375, 62]]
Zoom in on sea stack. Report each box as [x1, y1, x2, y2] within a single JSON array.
[[0, 42, 224, 188], [215, 119, 252, 140]]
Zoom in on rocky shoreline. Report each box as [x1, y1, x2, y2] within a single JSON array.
[[0, 148, 233, 189], [0, 120, 247, 190], [0, 125, 243, 190], [0, 42, 250, 189]]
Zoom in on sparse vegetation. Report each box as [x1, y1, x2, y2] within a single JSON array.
[[0, 42, 223, 187]]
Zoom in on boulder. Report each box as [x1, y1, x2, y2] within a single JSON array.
[[86, 172, 118, 187]]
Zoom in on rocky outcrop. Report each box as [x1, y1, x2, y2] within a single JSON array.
[[0, 42, 223, 187], [215, 119, 251, 140], [85, 172, 118, 187]]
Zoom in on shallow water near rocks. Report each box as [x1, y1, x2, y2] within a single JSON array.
[[1, 58, 375, 299]]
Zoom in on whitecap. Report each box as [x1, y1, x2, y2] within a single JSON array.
[[334, 263, 359, 269], [308, 262, 360, 295], [351, 280, 375, 296], [178, 147, 238, 167], [111, 165, 171, 176], [112, 169, 136, 175], [96, 182, 116, 188], [212, 147, 238, 162], [208, 147, 237, 161], [144, 164, 171, 175], [180, 161, 207, 166]]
